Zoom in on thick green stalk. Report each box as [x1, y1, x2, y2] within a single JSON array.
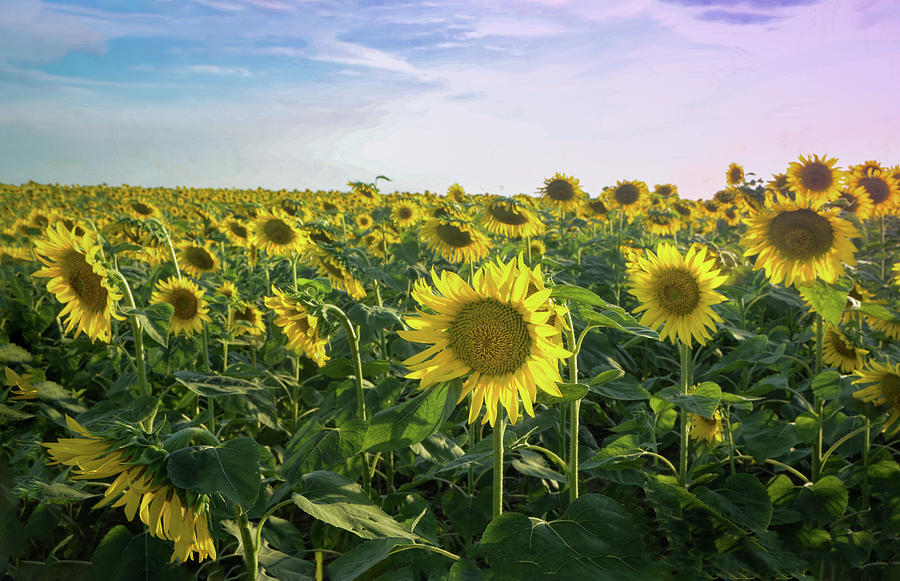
[[234, 505, 257, 581], [492, 408, 506, 519], [679, 341, 694, 487], [115, 270, 151, 431], [566, 310, 580, 501], [813, 313, 824, 481]]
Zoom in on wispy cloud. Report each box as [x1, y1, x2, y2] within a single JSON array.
[[697, 9, 781, 24]]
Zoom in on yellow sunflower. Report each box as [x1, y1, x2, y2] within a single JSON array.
[[178, 242, 219, 277], [608, 180, 650, 219], [447, 183, 467, 204], [230, 302, 266, 336], [726, 162, 745, 186], [0, 245, 30, 265], [306, 246, 367, 299], [627, 243, 727, 346], [644, 211, 681, 236], [538, 172, 584, 212], [741, 195, 859, 287], [786, 154, 843, 205], [583, 197, 610, 221], [866, 313, 900, 340], [720, 205, 743, 227], [391, 200, 421, 228], [836, 187, 875, 221], [654, 184, 678, 199], [853, 361, 900, 435], [128, 199, 161, 220], [224, 217, 250, 246], [670, 200, 696, 222], [265, 287, 329, 366], [399, 258, 571, 426], [249, 210, 307, 257], [217, 280, 238, 301], [893, 261, 900, 288], [820, 325, 868, 373], [690, 410, 724, 445], [479, 198, 544, 238], [421, 218, 492, 265], [151, 276, 210, 337], [33, 224, 124, 343], [354, 212, 374, 230], [846, 167, 898, 217]]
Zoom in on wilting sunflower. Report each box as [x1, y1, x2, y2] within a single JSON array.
[[249, 210, 307, 257], [836, 187, 875, 221], [348, 180, 380, 203], [421, 218, 491, 265], [628, 243, 727, 346], [742, 195, 858, 287], [447, 183, 467, 204], [399, 258, 571, 426], [846, 167, 898, 216], [479, 198, 544, 238], [178, 242, 219, 277], [265, 287, 329, 366], [853, 361, 900, 435], [151, 276, 210, 337], [306, 245, 367, 299], [786, 154, 843, 205], [33, 224, 124, 343], [391, 200, 421, 228], [690, 409, 724, 445], [6, 366, 36, 401], [608, 180, 650, 219], [820, 325, 868, 373], [538, 172, 584, 212], [726, 163, 745, 186], [230, 302, 266, 336]]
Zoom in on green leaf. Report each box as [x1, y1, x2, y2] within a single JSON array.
[[797, 279, 851, 324], [347, 303, 405, 330], [36, 481, 98, 503], [589, 368, 625, 386], [550, 285, 659, 339], [362, 380, 461, 453], [166, 437, 261, 509], [535, 382, 588, 404], [794, 476, 847, 524], [0, 404, 33, 422], [854, 302, 899, 322], [89, 526, 189, 581], [257, 545, 316, 581], [172, 370, 264, 397], [590, 377, 651, 400], [550, 284, 625, 313], [511, 449, 566, 483], [328, 537, 410, 581], [121, 303, 173, 348], [738, 409, 797, 461], [694, 474, 772, 533], [440, 488, 492, 540], [656, 381, 721, 418], [706, 335, 783, 375], [292, 471, 421, 541], [811, 370, 842, 400], [281, 419, 366, 486], [582, 434, 644, 470]]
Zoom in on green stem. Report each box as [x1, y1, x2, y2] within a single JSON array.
[[222, 340, 229, 372], [114, 270, 151, 431], [151, 218, 182, 281], [641, 451, 679, 478], [254, 499, 295, 555], [493, 407, 506, 519], [679, 341, 694, 487], [820, 425, 869, 469], [813, 313, 824, 481], [234, 505, 257, 581], [291, 252, 298, 290], [521, 444, 568, 474], [765, 458, 811, 484], [724, 405, 736, 474], [863, 417, 871, 512], [566, 310, 581, 502]]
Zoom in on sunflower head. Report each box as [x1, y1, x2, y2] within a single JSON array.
[[654, 184, 678, 198], [265, 287, 329, 366], [178, 242, 219, 277], [480, 198, 545, 238], [853, 361, 900, 435], [151, 276, 210, 337], [847, 167, 898, 215], [786, 154, 843, 205], [539, 172, 584, 211], [608, 180, 650, 218], [821, 324, 868, 373], [421, 218, 492, 265], [249, 210, 307, 256], [392, 200, 421, 228], [230, 302, 266, 336], [306, 245, 367, 299], [447, 183, 467, 203], [726, 163, 745, 186]]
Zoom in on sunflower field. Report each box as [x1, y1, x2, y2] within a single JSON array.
[[2, 158, 900, 580]]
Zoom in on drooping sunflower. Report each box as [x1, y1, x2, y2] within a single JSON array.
[[129, 199, 161, 220], [265, 287, 329, 366], [741, 195, 859, 287], [820, 324, 868, 373], [249, 210, 307, 257], [33, 224, 124, 343], [306, 245, 367, 300], [479, 198, 544, 238], [846, 167, 898, 217], [690, 409, 724, 445], [786, 154, 843, 205], [866, 313, 900, 340], [628, 243, 727, 346], [447, 183, 467, 204], [399, 258, 571, 426], [421, 218, 492, 265], [538, 172, 584, 212], [178, 242, 219, 277], [608, 180, 651, 219], [151, 276, 210, 337], [230, 302, 266, 336], [853, 361, 900, 435], [726, 162, 745, 186]]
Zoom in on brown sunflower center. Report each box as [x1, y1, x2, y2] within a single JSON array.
[[63, 250, 108, 313], [655, 268, 701, 316], [233, 306, 256, 323], [398, 207, 413, 220], [881, 374, 900, 407], [614, 184, 640, 205], [799, 162, 834, 192], [229, 222, 248, 239], [588, 199, 608, 214], [714, 190, 736, 204], [728, 168, 743, 184], [769, 209, 834, 260], [184, 246, 215, 271], [828, 332, 857, 358], [435, 224, 473, 248], [838, 191, 859, 212], [546, 179, 575, 202], [169, 289, 198, 320], [323, 202, 338, 212], [309, 230, 334, 244], [449, 298, 531, 376], [859, 176, 890, 205], [358, 216, 371, 227], [488, 203, 529, 226], [262, 218, 295, 245], [673, 202, 691, 217], [656, 185, 673, 197], [132, 202, 154, 216]]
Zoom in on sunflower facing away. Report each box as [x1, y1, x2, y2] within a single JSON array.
[[421, 218, 492, 265], [628, 243, 727, 346], [178, 242, 219, 277], [853, 361, 900, 435], [690, 410, 724, 445], [538, 172, 584, 212], [726, 162, 745, 186], [249, 210, 307, 257], [33, 223, 124, 343], [399, 258, 571, 426], [265, 287, 329, 366], [741, 195, 859, 287], [821, 324, 868, 373], [151, 276, 210, 337], [479, 198, 545, 238], [786, 154, 843, 205]]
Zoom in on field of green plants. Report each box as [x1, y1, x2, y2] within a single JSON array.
[[2, 158, 900, 580]]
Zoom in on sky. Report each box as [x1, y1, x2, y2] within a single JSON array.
[[1, 0, 898, 199]]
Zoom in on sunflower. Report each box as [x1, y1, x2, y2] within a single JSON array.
[[362, 229, 396, 260], [399, 258, 571, 426], [654, 184, 678, 199], [306, 245, 367, 299], [230, 302, 266, 336], [583, 197, 610, 221], [224, 216, 250, 246], [447, 183, 467, 203], [178, 242, 219, 277], [151, 276, 210, 337], [644, 211, 680, 236], [786, 154, 843, 205], [6, 366, 36, 401], [479, 198, 544, 239], [129, 199, 160, 220], [726, 163, 745, 186], [853, 361, 900, 435], [421, 218, 492, 265], [836, 187, 874, 221], [846, 167, 898, 216], [893, 261, 900, 288], [391, 200, 421, 228], [33, 224, 124, 343], [849, 160, 883, 176], [741, 195, 859, 287], [866, 313, 900, 340], [820, 324, 868, 373], [217, 280, 238, 300], [538, 172, 584, 212], [0, 245, 30, 265], [690, 410, 724, 445], [348, 181, 380, 203], [628, 243, 727, 346], [265, 287, 329, 366], [249, 210, 307, 257], [671, 200, 696, 222], [608, 180, 650, 219], [355, 212, 373, 230], [720, 205, 743, 227], [528, 239, 546, 258]]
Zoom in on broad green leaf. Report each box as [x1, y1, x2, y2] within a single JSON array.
[[0, 404, 33, 422], [535, 382, 588, 404], [167, 437, 261, 509], [89, 526, 189, 581], [440, 488, 492, 540], [854, 302, 899, 322], [257, 545, 316, 581], [582, 433, 643, 470], [511, 449, 566, 483], [656, 381, 721, 418], [797, 279, 851, 324], [281, 419, 366, 485], [550, 284, 626, 314], [590, 377, 651, 400], [362, 380, 461, 453], [706, 335, 784, 375], [794, 475, 847, 524], [121, 303, 173, 348], [173, 370, 264, 397], [292, 471, 421, 541], [576, 306, 660, 339], [694, 474, 772, 533], [328, 537, 410, 581], [589, 368, 625, 386], [738, 409, 797, 461], [811, 370, 842, 400]]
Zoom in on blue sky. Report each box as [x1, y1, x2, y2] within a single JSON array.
[[1, 0, 898, 198]]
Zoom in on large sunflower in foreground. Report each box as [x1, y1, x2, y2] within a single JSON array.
[[33, 224, 124, 343], [249, 210, 307, 257], [538, 172, 584, 212], [820, 324, 868, 373], [421, 218, 492, 265], [265, 287, 329, 366], [627, 243, 727, 346], [399, 258, 571, 426], [608, 180, 651, 219], [479, 198, 544, 238], [741, 196, 858, 287], [853, 361, 900, 435], [786, 154, 843, 205], [151, 276, 210, 337]]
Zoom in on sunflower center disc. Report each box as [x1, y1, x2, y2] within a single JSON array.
[[132, 202, 153, 216], [229, 223, 247, 238], [546, 179, 575, 201], [829, 332, 857, 358], [63, 251, 107, 312], [881, 374, 900, 407], [234, 307, 255, 323], [860, 176, 890, 204], [589, 200, 608, 214], [489, 203, 529, 225], [398, 207, 412, 220], [184, 247, 215, 270], [170, 289, 198, 320], [263, 219, 295, 245], [655, 268, 701, 316], [800, 163, 833, 192], [615, 184, 639, 205], [769, 209, 835, 260], [449, 298, 531, 376], [436, 224, 474, 248]]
